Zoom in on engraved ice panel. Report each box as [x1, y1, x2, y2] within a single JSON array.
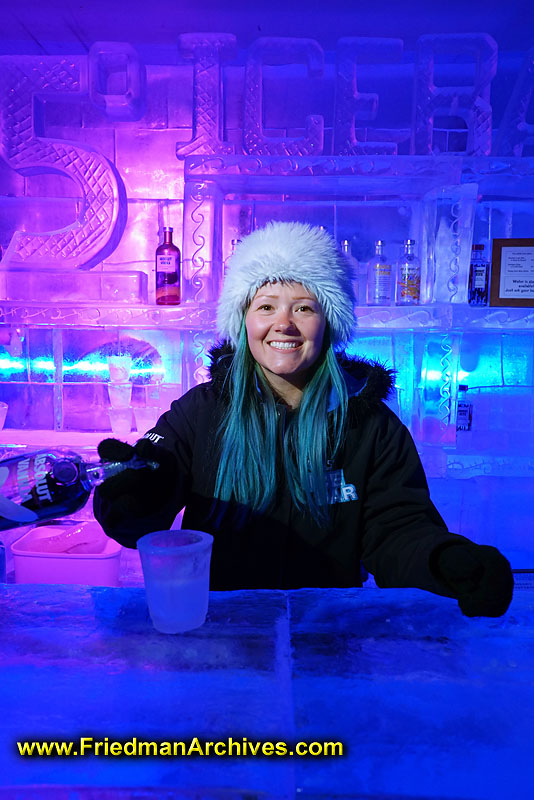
[[0, 55, 127, 269]]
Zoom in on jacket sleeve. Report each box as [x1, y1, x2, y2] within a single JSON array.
[[93, 389, 197, 548], [359, 405, 472, 598]]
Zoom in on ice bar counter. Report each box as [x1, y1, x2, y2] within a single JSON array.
[[1, 582, 533, 799]]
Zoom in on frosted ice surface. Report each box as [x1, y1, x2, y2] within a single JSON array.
[[413, 34, 497, 157], [176, 34, 236, 158], [244, 38, 324, 156], [0, 585, 532, 798], [88, 42, 146, 122]]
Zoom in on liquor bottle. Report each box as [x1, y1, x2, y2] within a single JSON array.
[[367, 240, 392, 305], [224, 238, 241, 277], [340, 239, 360, 305], [468, 244, 490, 305], [396, 239, 421, 305], [0, 450, 158, 532], [156, 227, 180, 306], [456, 385, 473, 432]]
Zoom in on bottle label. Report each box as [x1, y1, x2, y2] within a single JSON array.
[[18, 454, 53, 505], [369, 264, 392, 302], [473, 264, 488, 289], [398, 265, 421, 299], [156, 255, 178, 273], [456, 401, 473, 431], [0, 454, 54, 525]]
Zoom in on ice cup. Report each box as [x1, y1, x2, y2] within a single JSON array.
[[0, 402, 7, 430], [108, 382, 133, 408], [137, 530, 214, 634], [107, 354, 132, 383], [108, 406, 133, 435]]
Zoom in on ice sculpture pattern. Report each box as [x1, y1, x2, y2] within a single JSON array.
[[334, 38, 403, 156], [494, 47, 534, 157], [412, 34, 497, 156], [88, 42, 146, 122], [0, 55, 127, 269], [244, 38, 324, 156], [176, 33, 237, 158]]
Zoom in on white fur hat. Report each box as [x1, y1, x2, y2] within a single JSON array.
[[217, 221, 356, 349]]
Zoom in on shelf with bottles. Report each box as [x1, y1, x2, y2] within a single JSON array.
[[351, 325, 534, 458], [189, 154, 534, 315], [0, 300, 217, 330], [189, 155, 470, 305]]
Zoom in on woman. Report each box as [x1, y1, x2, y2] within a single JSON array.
[[94, 221, 513, 616]]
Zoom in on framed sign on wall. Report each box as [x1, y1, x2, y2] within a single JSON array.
[[490, 238, 534, 307]]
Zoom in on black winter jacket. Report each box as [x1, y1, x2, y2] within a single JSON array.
[[95, 342, 470, 595]]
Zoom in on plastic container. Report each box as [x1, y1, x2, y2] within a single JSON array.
[[11, 521, 122, 587]]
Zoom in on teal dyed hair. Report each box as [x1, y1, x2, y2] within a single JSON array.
[[213, 319, 348, 528]]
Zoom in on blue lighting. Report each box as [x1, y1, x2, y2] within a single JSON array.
[[0, 355, 165, 379]]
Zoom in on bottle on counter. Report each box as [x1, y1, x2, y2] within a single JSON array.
[[340, 239, 360, 305], [156, 227, 181, 306], [367, 240, 393, 305], [0, 450, 158, 532], [396, 239, 421, 305], [468, 244, 490, 306]]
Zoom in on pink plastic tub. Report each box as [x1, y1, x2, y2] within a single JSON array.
[[11, 521, 122, 587]]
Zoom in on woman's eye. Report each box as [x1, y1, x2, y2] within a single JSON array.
[[297, 305, 313, 312], [258, 304, 273, 310]]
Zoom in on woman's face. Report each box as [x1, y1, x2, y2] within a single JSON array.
[[245, 282, 327, 391]]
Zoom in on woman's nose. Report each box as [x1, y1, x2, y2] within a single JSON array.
[[273, 310, 299, 331]]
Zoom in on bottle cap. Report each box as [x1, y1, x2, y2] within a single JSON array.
[[52, 460, 79, 485], [163, 226, 174, 232], [472, 244, 484, 250]]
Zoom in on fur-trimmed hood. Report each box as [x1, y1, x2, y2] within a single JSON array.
[[208, 341, 395, 414]]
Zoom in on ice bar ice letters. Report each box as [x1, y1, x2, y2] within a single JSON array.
[[0, 53, 128, 269]]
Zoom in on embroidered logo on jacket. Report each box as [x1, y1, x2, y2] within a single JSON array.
[[326, 468, 358, 504], [143, 432, 164, 444]]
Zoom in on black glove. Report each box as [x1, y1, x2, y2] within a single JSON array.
[[96, 438, 179, 517], [433, 542, 514, 618]]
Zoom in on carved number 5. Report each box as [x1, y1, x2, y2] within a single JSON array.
[[0, 55, 127, 269]]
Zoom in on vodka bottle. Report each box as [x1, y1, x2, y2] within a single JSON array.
[[224, 238, 241, 277], [0, 450, 157, 532], [340, 239, 360, 305], [456, 384, 473, 432], [396, 239, 421, 305], [156, 227, 181, 306], [468, 244, 490, 305], [367, 240, 392, 305]]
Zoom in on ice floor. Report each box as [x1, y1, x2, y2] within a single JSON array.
[[0, 583, 532, 800]]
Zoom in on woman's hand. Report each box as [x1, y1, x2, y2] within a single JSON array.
[[96, 438, 179, 517], [434, 542, 514, 617]]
